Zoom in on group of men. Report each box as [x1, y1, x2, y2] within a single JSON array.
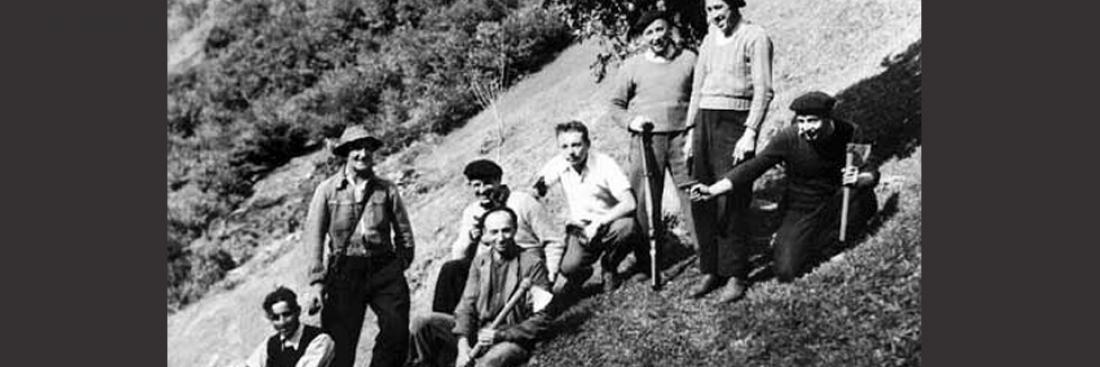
[[241, 1, 881, 366]]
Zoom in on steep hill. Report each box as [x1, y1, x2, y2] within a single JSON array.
[[168, 0, 921, 365]]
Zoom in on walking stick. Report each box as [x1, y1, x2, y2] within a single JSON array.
[[468, 277, 534, 362], [640, 123, 661, 290]]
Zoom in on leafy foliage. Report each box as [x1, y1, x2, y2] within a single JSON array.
[[167, 0, 571, 310]]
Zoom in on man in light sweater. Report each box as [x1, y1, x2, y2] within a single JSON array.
[[683, 0, 775, 303], [608, 10, 698, 281]]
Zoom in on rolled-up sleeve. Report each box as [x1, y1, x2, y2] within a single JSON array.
[[304, 182, 330, 285], [388, 185, 415, 266]]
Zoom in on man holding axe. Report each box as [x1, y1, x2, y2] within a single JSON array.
[[406, 207, 555, 367], [690, 91, 879, 284]]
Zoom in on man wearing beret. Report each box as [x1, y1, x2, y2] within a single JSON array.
[[302, 125, 415, 367], [690, 91, 879, 284], [608, 10, 698, 282], [432, 159, 563, 316]]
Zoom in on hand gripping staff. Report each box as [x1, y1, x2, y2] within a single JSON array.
[[640, 122, 661, 290], [467, 277, 535, 363]]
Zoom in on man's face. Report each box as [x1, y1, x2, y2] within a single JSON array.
[[468, 178, 502, 206], [795, 114, 832, 142], [705, 0, 733, 33], [556, 131, 590, 167], [266, 301, 301, 339], [642, 18, 672, 55], [483, 211, 518, 255], [344, 141, 376, 175]]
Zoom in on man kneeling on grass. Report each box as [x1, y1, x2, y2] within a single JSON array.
[[243, 287, 335, 367], [406, 207, 555, 367], [690, 91, 879, 284]]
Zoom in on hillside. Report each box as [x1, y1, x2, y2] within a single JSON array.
[[168, 0, 921, 366]]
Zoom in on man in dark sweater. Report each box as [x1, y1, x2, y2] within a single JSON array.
[[690, 91, 879, 283], [243, 287, 335, 367]]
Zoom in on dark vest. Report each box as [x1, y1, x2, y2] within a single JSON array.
[[265, 325, 323, 367]]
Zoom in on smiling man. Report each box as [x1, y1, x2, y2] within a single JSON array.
[[690, 91, 880, 284], [534, 121, 641, 295], [302, 125, 415, 367], [243, 287, 335, 367], [609, 10, 699, 282]]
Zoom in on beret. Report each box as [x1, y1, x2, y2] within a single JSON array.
[[630, 10, 672, 39], [789, 91, 837, 116], [464, 159, 503, 181]]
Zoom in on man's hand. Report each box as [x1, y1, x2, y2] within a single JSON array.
[[688, 183, 712, 202], [305, 283, 324, 315], [455, 337, 472, 367], [468, 226, 483, 243], [629, 115, 652, 132], [477, 327, 499, 346], [583, 221, 605, 242], [840, 166, 873, 187], [732, 129, 758, 165]]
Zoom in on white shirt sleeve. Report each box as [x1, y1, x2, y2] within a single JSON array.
[[599, 154, 633, 198], [296, 333, 336, 367]]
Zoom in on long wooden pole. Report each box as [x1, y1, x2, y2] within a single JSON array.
[[641, 123, 660, 290], [839, 152, 854, 242]]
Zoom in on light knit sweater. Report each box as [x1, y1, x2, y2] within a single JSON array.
[[686, 19, 774, 131], [608, 48, 698, 133]]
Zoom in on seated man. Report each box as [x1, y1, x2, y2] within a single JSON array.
[[243, 287, 335, 367], [406, 208, 555, 367], [534, 121, 642, 294], [691, 91, 879, 283]]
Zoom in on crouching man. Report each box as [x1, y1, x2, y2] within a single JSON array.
[[691, 91, 879, 283], [406, 207, 555, 367], [243, 287, 335, 367]]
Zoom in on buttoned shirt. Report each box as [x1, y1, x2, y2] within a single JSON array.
[[243, 324, 335, 367], [304, 168, 415, 284], [536, 151, 633, 223]]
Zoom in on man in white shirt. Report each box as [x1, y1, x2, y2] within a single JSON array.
[[534, 121, 642, 294], [243, 287, 335, 367]]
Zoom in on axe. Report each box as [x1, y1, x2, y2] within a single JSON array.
[[468, 277, 534, 362]]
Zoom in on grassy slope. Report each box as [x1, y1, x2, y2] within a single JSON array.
[[168, 0, 921, 366]]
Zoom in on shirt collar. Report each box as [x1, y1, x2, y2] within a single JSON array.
[[562, 152, 596, 177], [337, 166, 374, 190], [279, 323, 305, 351]]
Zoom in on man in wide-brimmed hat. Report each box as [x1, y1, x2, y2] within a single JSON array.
[[690, 91, 879, 287], [302, 125, 415, 367]]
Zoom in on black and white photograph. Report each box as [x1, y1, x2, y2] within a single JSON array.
[[166, 0, 922, 366]]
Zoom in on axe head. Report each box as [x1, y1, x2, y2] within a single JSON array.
[[846, 143, 872, 166]]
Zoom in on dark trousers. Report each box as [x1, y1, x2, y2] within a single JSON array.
[[627, 130, 697, 272], [773, 188, 877, 282], [432, 259, 472, 314], [322, 256, 410, 367], [406, 313, 531, 367], [559, 217, 641, 284], [691, 109, 753, 279]]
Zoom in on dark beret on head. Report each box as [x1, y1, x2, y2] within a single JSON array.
[[464, 159, 503, 182], [790, 91, 837, 116], [630, 10, 672, 39]]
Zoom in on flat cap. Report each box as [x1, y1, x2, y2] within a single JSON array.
[[463, 159, 503, 182], [789, 91, 837, 116]]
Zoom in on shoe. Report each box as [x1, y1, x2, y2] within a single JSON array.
[[629, 270, 651, 283], [602, 270, 621, 293], [688, 274, 723, 299], [716, 278, 748, 303]]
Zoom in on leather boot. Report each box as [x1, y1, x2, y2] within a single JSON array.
[[716, 277, 748, 303], [688, 274, 723, 299]]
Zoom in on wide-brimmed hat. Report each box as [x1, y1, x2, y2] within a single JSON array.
[[331, 125, 383, 157]]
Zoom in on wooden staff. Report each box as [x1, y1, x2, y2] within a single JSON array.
[[840, 152, 854, 242], [468, 277, 534, 361], [641, 122, 660, 290]]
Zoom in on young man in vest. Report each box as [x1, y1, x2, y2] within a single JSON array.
[[302, 125, 415, 367], [243, 287, 335, 367]]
